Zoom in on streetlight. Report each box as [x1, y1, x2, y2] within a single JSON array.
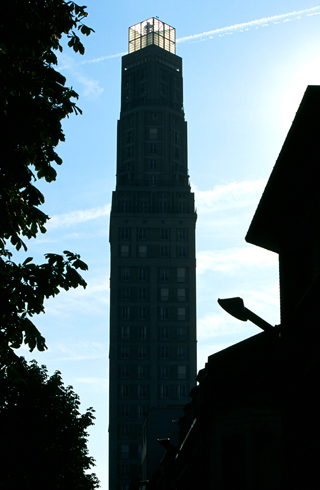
[[218, 297, 274, 332]]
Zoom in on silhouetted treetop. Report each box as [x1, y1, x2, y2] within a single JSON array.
[[0, 1, 93, 372]]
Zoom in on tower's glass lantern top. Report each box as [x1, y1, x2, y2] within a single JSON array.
[[128, 17, 176, 54]]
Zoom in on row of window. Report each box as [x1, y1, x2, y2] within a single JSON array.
[[123, 129, 181, 144], [120, 325, 187, 341], [120, 345, 186, 360], [120, 287, 186, 302], [123, 143, 181, 160], [120, 267, 187, 282], [119, 365, 186, 379], [123, 87, 181, 103], [120, 244, 188, 258], [119, 306, 187, 321], [123, 112, 182, 126], [118, 200, 189, 213], [119, 383, 187, 399], [120, 228, 188, 241]]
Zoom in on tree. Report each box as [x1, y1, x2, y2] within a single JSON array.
[[0, 359, 100, 489], [0, 1, 94, 371]]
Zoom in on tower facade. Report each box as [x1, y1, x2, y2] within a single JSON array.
[[109, 19, 197, 490]]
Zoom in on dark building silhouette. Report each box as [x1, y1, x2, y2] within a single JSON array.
[[108, 19, 197, 490], [147, 86, 320, 489]]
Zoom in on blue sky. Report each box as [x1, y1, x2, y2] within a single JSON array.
[[18, 1, 320, 488]]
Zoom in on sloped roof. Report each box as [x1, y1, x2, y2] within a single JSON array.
[[246, 85, 320, 253]]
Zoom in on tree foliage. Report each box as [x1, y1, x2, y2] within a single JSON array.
[[0, 359, 100, 489], [0, 1, 94, 370]]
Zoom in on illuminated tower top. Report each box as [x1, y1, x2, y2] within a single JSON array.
[[128, 17, 176, 54]]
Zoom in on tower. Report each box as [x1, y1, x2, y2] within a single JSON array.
[[109, 18, 197, 490]]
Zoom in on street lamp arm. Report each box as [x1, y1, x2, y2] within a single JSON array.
[[218, 297, 274, 331]]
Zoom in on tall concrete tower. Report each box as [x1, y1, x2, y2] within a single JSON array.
[[109, 18, 197, 490]]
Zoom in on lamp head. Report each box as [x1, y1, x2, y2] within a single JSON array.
[[217, 297, 247, 322]]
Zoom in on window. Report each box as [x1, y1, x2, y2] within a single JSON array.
[[139, 307, 147, 320], [120, 425, 129, 438], [138, 385, 147, 398], [138, 326, 147, 340], [121, 485, 129, 490], [177, 268, 186, 282], [120, 201, 128, 212], [121, 288, 130, 301], [121, 444, 129, 459], [121, 267, 130, 281], [178, 246, 187, 258], [121, 245, 129, 257], [139, 288, 147, 301], [126, 146, 133, 159], [160, 268, 169, 282], [120, 365, 129, 378], [121, 307, 130, 320], [138, 245, 147, 257], [161, 386, 169, 398], [161, 288, 169, 302], [160, 365, 169, 378], [149, 128, 158, 140], [178, 366, 186, 380], [161, 246, 169, 258], [120, 228, 130, 240], [178, 386, 186, 399], [138, 405, 147, 419], [120, 464, 129, 477], [149, 159, 157, 170], [121, 385, 130, 398], [138, 228, 147, 240], [161, 229, 169, 240], [121, 326, 130, 339], [160, 83, 167, 95], [120, 405, 129, 418], [149, 175, 157, 186], [160, 326, 169, 340], [138, 365, 147, 378], [178, 327, 186, 340], [178, 346, 186, 359], [173, 132, 180, 144], [139, 268, 147, 281], [121, 347, 130, 359], [138, 347, 147, 359], [161, 346, 169, 359], [177, 289, 185, 302], [140, 82, 146, 94], [160, 307, 168, 320], [174, 148, 180, 160], [178, 202, 187, 213], [159, 201, 167, 213], [139, 201, 149, 212], [178, 307, 186, 321], [178, 229, 187, 241], [150, 144, 157, 154]]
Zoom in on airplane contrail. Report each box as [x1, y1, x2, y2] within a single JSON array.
[[76, 7, 320, 65], [177, 6, 320, 43]]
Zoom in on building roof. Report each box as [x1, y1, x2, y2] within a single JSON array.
[[245, 85, 320, 253]]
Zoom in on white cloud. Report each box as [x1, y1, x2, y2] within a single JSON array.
[[51, 341, 108, 362], [194, 180, 266, 213], [177, 7, 320, 43], [197, 246, 277, 274], [57, 53, 104, 98], [47, 205, 110, 230], [76, 74, 104, 98], [75, 377, 109, 390]]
